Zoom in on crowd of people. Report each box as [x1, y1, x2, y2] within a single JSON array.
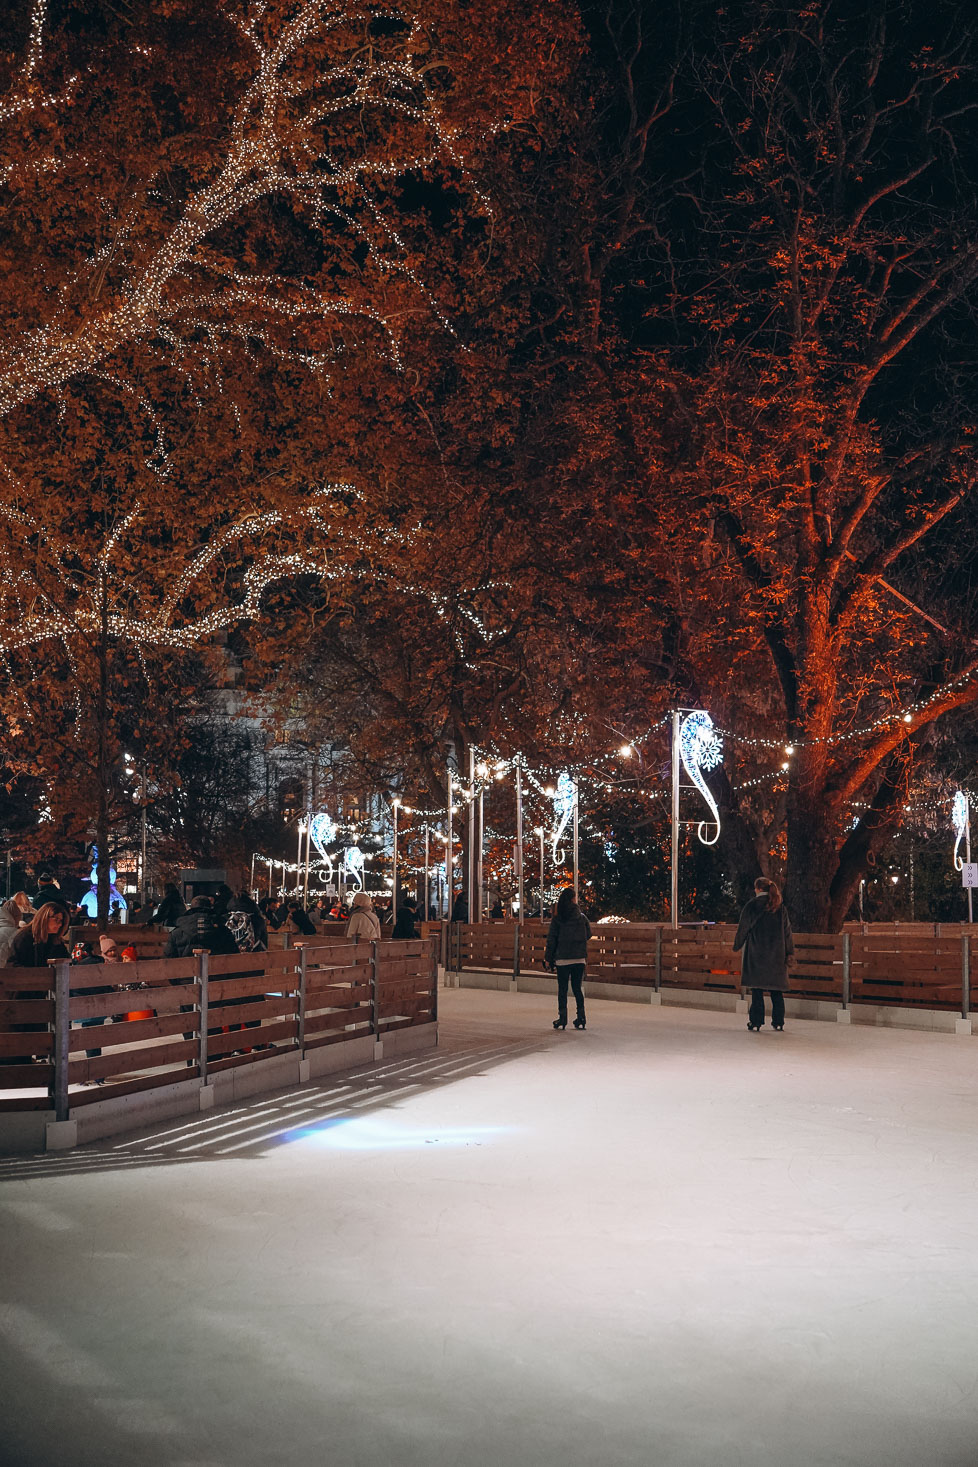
[[0, 874, 432, 968], [0, 867, 795, 1041]]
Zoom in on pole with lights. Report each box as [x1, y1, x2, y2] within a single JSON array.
[[953, 791, 973, 924], [535, 826, 545, 918]]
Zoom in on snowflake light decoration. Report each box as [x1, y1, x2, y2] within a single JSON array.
[[679, 710, 723, 846], [952, 790, 969, 871]]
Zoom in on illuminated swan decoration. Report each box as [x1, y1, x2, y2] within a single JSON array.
[[309, 812, 337, 885], [342, 845, 365, 893], [679, 710, 723, 846], [551, 771, 576, 865], [952, 791, 969, 870]]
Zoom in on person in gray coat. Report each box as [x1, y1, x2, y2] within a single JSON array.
[[544, 886, 591, 1030], [733, 876, 794, 1032]]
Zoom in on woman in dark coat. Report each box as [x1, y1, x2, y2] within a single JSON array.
[[544, 886, 591, 1031], [733, 876, 794, 1032]]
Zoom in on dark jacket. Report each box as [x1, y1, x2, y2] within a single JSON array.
[[9, 929, 69, 968], [450, 895, 468, 923], [163, 908, 239, 958], [733, 894, 794, 990], [287, 905, 316, 935], [152, 891, 186, 927], [226, 900, 268, 952], [545, 909, 591, 967], [392, 904, 420, 940]]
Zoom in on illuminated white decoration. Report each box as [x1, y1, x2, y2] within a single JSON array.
[[952, 791, 969, 870], [551, 772, 576, 865], [309, 812, 337, 886], [79, 846, 127, 917], [341, 846, 365, 893], [679, 710, 723, 846]]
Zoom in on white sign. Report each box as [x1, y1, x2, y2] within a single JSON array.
[[962, 864, 978, 889]]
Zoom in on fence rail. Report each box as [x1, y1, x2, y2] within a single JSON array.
[[451, 921, 978, 1018], [0, 937, 437, 1121]]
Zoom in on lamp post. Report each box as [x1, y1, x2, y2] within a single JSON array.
[[475, 759, 488, 923], [446, 770, 453, 918], [670, 710, 681, 927], [423, 823, 430, 921], [572, 779, 579, 903], [535, 826, 545, 918], [468, 746, 476, 921], [391, 798, 400, 918], [515, 759, 524, 921]]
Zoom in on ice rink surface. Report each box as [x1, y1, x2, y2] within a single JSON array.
[[3, 987, 978, 1467]]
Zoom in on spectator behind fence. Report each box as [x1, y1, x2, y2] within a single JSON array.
[[392, 895, 420, 940], [9, 903, 71, 967], [227, 892, 268, 952], [260, 896, 285, 930], [31, 873, 62, 908], [346, 891, 381, 942], [0, 892, 34, 965], [152, 883, 186, 929], [285, 899, 317, 936], [450, 891, 468, 923], [544, 886, 591, 1031], [734, 876, 794, 1033], [163, 895, 238, 958]]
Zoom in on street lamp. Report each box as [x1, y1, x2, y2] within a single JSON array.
[[534, 826, 545, 918]]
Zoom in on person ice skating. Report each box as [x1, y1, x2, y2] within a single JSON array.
[[544, 886, 591, 1031], [733, 876, 794, 1032]]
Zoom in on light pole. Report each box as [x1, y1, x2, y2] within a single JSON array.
[[476, 760, 489, 922], [535, 826, 545, 918], [572, 779, 579, 902], [446, 770, 454, 918], [391, 798, 400, 918], [140, 758, 148, 905], [515, 759, 524, 921], [423, 822, 430, 921], [670, 709, 681, 927]]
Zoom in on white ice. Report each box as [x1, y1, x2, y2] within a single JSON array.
[[2, 987, 978, 1467]]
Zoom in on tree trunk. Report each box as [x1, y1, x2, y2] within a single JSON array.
[[784, 758, 839, 932]]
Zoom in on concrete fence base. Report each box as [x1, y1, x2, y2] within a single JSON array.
[[452, 967, 976, 1037], [0, 1022, 437, 1156]]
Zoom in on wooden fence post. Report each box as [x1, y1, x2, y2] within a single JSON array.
[[961, 931, 970, 1022], [654, 926, 662, 994], [197, 950, 209, 1083], [297, 942, 308, 1052], [430, 937, 439, 1024], [52, 958, 70, 1123], [370, 939, 380, 1042]]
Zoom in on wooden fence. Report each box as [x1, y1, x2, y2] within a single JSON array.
[[0, 937, 437, 1121], [450, 921, 978, 1016]]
